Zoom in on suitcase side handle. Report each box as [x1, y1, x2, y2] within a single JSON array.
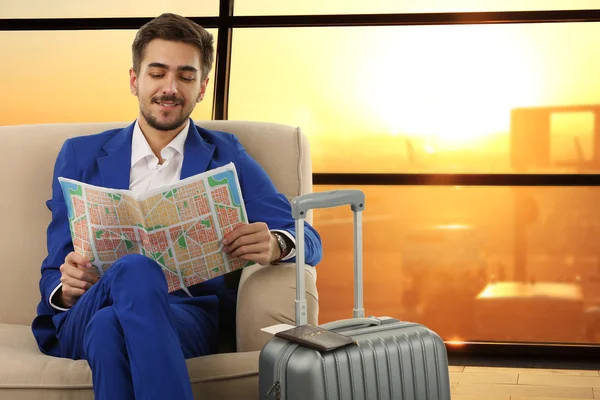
[[291, 189, 365, 219], [292, 189, 365, 326], [320, 317, 382, 331]]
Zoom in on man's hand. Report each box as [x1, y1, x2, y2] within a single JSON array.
[[222, 222, 281, 265], [56, 252, 99, 308]]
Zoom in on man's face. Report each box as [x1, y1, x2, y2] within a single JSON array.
[[129, 39, 208, 132]]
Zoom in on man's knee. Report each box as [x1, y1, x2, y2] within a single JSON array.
[[113, 254, 162, 273], [105, 254, 167, 290]]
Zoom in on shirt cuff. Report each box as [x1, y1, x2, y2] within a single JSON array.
[[49, 282, 71, 312], [271, 229, 296, 261]]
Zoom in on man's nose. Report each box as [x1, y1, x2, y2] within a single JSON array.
[[162, 75, 179, 95]]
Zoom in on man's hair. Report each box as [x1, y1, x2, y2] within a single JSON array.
[[132, 13, 214, 80]]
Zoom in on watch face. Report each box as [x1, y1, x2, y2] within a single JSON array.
[[276, 233, 286, 251]]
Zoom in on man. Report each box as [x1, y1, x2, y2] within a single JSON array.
[[31, 13, 322, 400]]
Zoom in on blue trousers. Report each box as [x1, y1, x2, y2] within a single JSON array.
[[55, 254, 236, 400]]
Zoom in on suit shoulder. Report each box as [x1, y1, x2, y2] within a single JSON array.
[[197, 126, 239, 145], [65, 128, 121, 150], [196, 126, 244, 156]]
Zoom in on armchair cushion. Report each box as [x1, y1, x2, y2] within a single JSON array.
[[236, 263, 318, 352], [0, 323, 259, 399]]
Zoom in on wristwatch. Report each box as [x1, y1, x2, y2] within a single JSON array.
[[273, 232, 291, 262]]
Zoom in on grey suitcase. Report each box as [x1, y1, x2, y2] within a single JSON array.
[[259, 189, 452, 399]]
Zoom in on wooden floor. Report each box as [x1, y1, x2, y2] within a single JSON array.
[[449, 366, 600, 399]]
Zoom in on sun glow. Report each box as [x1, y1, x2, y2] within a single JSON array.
[[359, 25, 545, 151], [445, 337, 467, 347]]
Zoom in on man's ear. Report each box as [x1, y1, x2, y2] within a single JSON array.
[[197, 76, 209, 102], [129, 68, 138, 96]]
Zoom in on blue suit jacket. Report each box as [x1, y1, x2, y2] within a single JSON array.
[[32, 120, 322, 357]]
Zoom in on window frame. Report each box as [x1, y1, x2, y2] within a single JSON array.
[[3, 1, 600, 360]]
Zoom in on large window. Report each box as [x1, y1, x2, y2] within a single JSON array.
[[4, 2, 600, 351], [225, 15, 600, 347]]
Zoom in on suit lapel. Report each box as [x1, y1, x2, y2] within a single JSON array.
[[180, 121, 216, 179], [97, 123, 135, 190]]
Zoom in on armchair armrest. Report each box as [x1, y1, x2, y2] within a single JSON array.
[[235, 263, 319, 352]]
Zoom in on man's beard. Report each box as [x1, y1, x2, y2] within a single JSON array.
[[141, 96, 192, 131]]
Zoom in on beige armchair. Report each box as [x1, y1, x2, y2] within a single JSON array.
[[0, 120, 319, 400]]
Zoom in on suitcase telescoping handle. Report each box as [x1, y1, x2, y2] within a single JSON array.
[[291, 189, 365, 326]]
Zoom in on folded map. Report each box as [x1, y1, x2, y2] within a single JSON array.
[[58, 162, 255, 295]]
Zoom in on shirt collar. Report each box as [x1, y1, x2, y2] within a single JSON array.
[[131, 119, 190, 168]]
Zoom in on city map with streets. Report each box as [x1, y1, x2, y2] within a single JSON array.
[[59, 163, 253, 294]]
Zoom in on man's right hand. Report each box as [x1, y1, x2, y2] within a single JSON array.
[[56, 252, 99, 308]]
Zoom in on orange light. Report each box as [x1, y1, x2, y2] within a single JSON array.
[[436, 224, 471, 230], [445, 338, 467, 347]]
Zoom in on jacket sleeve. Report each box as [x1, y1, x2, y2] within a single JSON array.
[[39, 139, 80, 313], [231, 135, 323, 267]]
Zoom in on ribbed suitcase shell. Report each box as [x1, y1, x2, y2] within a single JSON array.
[[259, 318, 451, 400], [259, 190, 451, 399]]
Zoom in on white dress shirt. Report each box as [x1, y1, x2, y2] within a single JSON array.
[[129, 119, 189, 196], [50, 119, 295, 311]]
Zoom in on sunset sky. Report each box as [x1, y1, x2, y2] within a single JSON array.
[[2, 1, 600, 170], [228, 22, 600, 162]]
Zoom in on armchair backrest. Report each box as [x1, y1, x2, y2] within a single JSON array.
[[0, 120, 313, 325]]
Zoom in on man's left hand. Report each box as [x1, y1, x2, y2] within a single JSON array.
[[222, 222, 280, 265]]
